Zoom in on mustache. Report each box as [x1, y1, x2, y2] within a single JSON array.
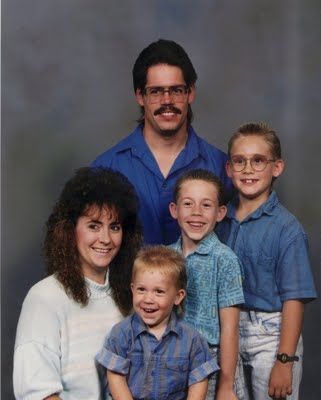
[[154, 105, 182, 116]]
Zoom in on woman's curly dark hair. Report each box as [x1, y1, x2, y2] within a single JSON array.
[[44, 167, 142, 315]]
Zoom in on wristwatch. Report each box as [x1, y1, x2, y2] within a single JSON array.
[[276, 353, 299, 363]]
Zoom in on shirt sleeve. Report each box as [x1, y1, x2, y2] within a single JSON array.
[[277, 230, 317, 301], [188, 333, 219, 386], [96, 323, 131, 375], [217, 250, 245, 308], [13, 287, 63, 400]]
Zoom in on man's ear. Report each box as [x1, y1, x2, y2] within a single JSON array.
[[135, 89, 144, 107], [217, 205, 227, 223], [272, 159, 284, 178], [187, 85, 196, 104], [169, 202, 178, 219]]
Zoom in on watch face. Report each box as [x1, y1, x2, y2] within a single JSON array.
[[280, 354, 287, 362]]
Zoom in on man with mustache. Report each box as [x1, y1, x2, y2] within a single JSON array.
[[92, 39, 232, 245]]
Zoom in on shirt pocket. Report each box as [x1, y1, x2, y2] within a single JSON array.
[[164, 358, 189, 394], [243, 252, 276, 297]]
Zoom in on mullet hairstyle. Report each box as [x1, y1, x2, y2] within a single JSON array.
[[44, 167, 142, 315], [132, 38, 197, 125], [173, 168, 226, 206], [228, 122, 282, 160], [132, 245, 187, 314]]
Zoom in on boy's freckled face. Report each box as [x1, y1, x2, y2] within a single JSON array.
[[169, 180, 227, 250], [227, 135, 283, 203], [131, 269, 185, 333]]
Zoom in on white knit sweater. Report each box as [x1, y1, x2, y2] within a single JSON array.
[[13, 274, 122, 400]]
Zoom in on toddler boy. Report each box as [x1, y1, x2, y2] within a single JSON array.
[[97, 246, 219, 400]]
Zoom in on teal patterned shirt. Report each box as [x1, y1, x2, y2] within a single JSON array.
[[170, 232, 244, 345]]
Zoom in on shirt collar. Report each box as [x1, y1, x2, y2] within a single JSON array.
[[114, 124, 204, 161], [226, 191, 279, 221], [172, 231, 219, 256], [132, 311, 181, 339]]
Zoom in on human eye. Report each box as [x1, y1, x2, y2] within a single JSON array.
[[171, 85, 184, 94], [155, 288, 166, 295], [252, 155, 266, 166], [136, 286, 145, 293], [88, 222, 100, 231], [110, 223, 122, 232], [202, 202, 213, 209], [232, 156, 245, 166], [148, 87, 162, 95], [182, 199, 193, 207]]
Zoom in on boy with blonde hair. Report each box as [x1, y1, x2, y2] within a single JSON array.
[[97, 245, 219, 400], [217, 122, 317, 399], [169, 169, 244, 400]]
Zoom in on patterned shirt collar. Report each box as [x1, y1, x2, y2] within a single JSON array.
[[172, 231, 221, 256]]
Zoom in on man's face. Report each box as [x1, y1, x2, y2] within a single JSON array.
[[136, 64, 195, 138]]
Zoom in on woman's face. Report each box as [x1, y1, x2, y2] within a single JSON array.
[[75, 205, 123, 284]]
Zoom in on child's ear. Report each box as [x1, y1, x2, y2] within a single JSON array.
[[226, 161, 233, 178], [174, 289, 186, 306], [217, 205, 227, 222], [272, 159, 284, 178], [130, 283, 134, 293], [169, 202, 178, 219]]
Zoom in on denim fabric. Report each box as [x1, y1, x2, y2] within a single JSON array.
[[216, 191, 317, 311], [92, 124, 232, 244], [205, 346, 243, 400], [170, 232, 244, 345], [96, 312, 219, 400], [235, 311, 303, 400]]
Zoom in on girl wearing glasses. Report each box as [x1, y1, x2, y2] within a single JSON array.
[[216, 123, 316, 400]]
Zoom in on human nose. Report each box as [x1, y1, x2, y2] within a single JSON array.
[[99, 228, 111, 244], [243, 158, 254, 172], [191, 203, 202, 215], [142, 291, 154, 303], [161, 89, 173, 103]]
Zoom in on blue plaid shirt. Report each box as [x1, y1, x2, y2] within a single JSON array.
[[96, 312, 219, 400], [170, 232, 244, 345]]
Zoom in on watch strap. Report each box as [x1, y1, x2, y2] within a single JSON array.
[[277, 353, 299, 363]]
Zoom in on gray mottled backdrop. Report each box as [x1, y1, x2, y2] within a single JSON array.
[[2, 1, 320, 398]]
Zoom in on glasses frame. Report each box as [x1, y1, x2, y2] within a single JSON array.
[[143, 85, 189, 104], [229, 155, 276, 172]]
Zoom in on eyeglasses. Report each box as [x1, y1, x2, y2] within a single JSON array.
[[143, 85, 188, 104], [229, 155, 275, 172]]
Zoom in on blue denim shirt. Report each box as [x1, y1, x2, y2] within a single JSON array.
[[170, 232, 244, 345], [216, 191, 317, 311], [92, 124, 232, 245], [96, 312, 219, 400]]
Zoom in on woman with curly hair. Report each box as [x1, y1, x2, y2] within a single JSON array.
[[13, 167, 142, 400]]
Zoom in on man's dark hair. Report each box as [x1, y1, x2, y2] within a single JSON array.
[[133, 39, 197, 124]]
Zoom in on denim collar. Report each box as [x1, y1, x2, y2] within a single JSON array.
[[226, 191, 279, 221]]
